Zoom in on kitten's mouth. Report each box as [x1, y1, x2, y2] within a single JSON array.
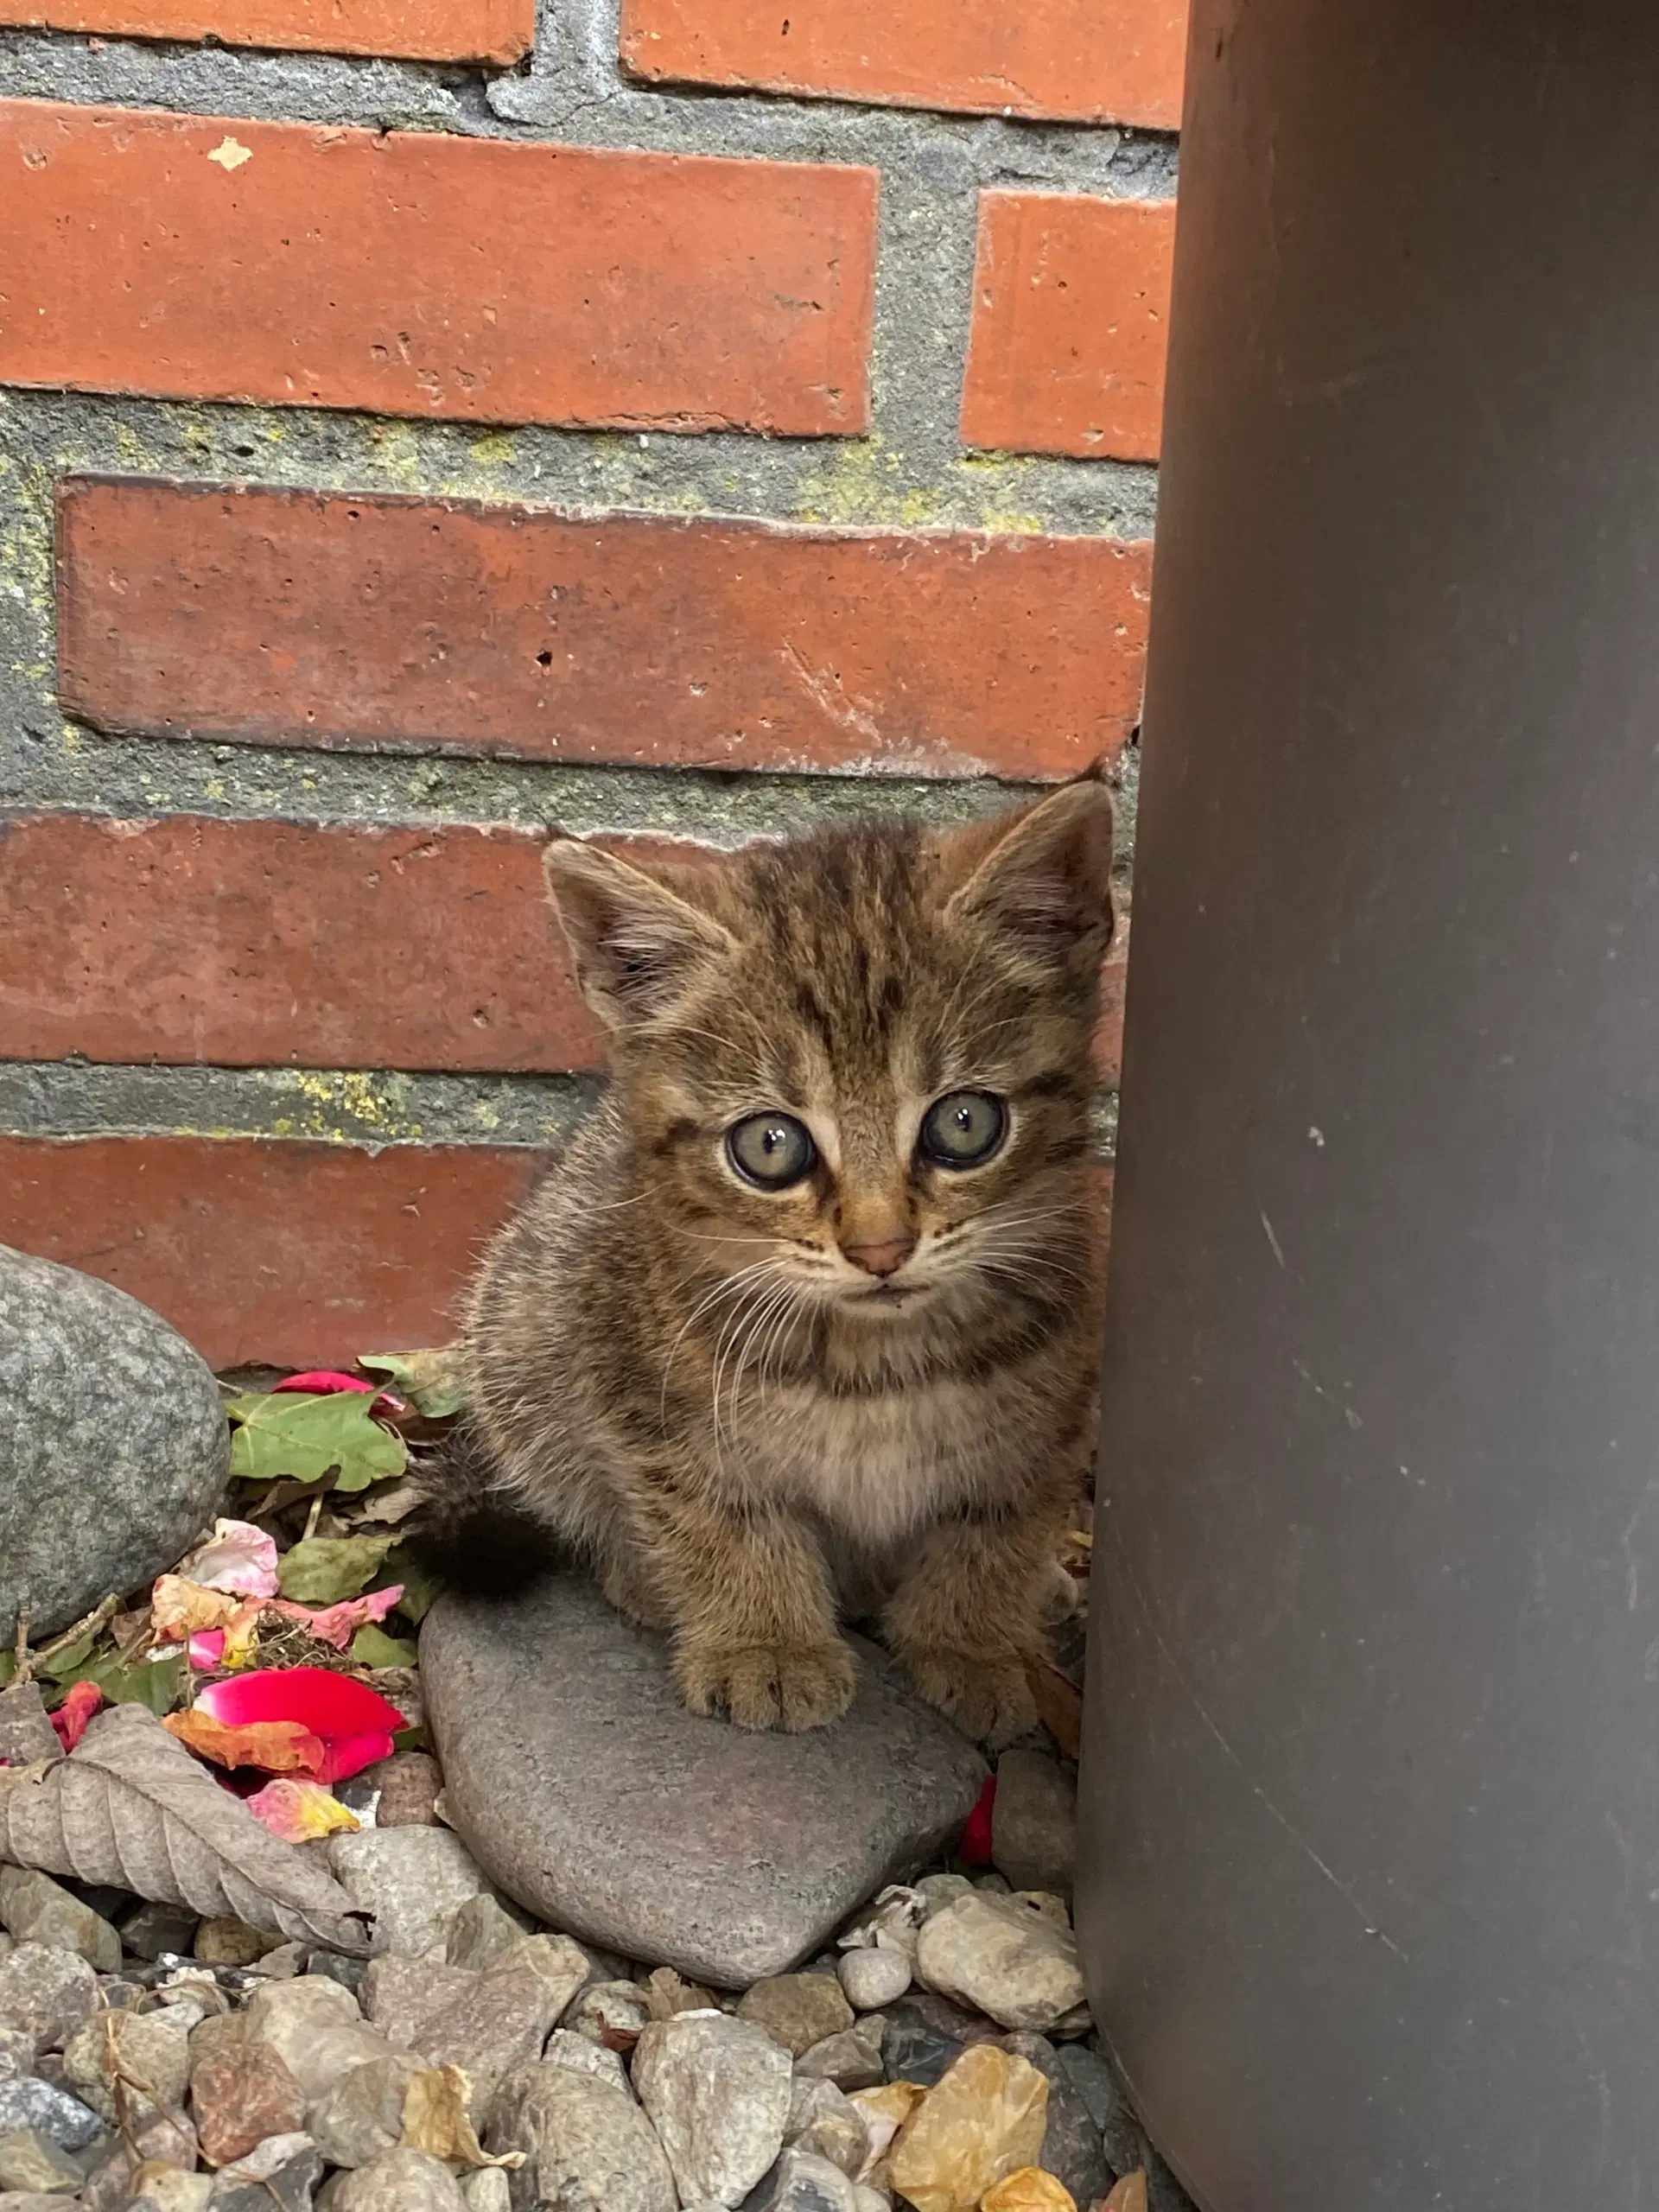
[[855, 1281, 919, 1307]]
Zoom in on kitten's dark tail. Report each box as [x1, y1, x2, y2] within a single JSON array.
[[404, 1419, 565, 1599]]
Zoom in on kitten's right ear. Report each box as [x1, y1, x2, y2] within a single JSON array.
[[543, 838, 734, 1032]]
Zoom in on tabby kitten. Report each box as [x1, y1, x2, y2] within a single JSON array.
[[421, 771, 1112, 1745]]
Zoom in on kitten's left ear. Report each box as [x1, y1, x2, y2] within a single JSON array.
[[938, 766, 1116, 974], [543, 836, 734, 1033]]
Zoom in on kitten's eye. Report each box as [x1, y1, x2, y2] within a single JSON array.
[[919, 1090, 1007, 1170], [727, 1112, 817, 1191]]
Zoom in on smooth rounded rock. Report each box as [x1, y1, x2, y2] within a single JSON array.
[[0, 1247, 229, 1640], [837, 1948, 912, 2013], [423, 1579, 986, 1989]]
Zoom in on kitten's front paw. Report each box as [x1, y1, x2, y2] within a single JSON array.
[[676, 1637, 857, 1732], [901, 1646, 1037, 1748]]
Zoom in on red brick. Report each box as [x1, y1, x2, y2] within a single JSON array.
[[1, 810, 1126, 1079], [58, 479, 1150, 782], [620, 0, 1186, 130], [0, 813, 607, 1075], [0, 1135, 543, 1369], [962, 194, 1175, 462], [0, 99, 874, 435], [0, 0, 531, 63]]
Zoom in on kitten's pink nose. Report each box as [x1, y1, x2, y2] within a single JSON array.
[[842, 1235, 916, 1278]]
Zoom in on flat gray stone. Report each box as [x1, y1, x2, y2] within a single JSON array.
[[0, 1248, 228, 1641], [423, 1578, 987, 1989]]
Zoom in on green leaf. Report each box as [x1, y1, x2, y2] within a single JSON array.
[[0, 1650, 14, 1690], [35, 1634, 99, 1685], [64, 1649, 188, 1716], [358, 1348, 466, 1421], [379, 1545, 442, 1624], [226, 1393, 406, 1493], [350, 1624, 418, 1669], [277, 1535, 394, 1606], [391, 1723, 429, 1754]]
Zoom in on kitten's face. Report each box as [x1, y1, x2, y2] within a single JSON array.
[[545, 777, 1113, 1326]]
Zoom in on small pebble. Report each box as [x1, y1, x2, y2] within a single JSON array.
[[308, 2052, 423, 2171], [793, 2029, 884, 2094], [737, 1975, 854, 2059], [0, 2124, 85, 2193], [64, 2006, 189, 2129], [118, 1902, 201, 1963], [989, 1752, 1076, 1900], [0, 2073, 102, 2151], [459, 2169, 512, 2211], [303, 1948, 369, 1996], [632, 2012, 792, 2207], [913, 1894, 1085, 2035], [914, 1876, 974, 1919], [328, 1827, 490, 1961], [837, 1948, 911, 2013], [0, 1944, 99, 2056], [784, 2079, 868, 2178], [194, 1917, 278, 1968], [565, 1979, 652, 2050], [543, 2027, 629, 2095], [0, 1870, 120, 1975], [443, 1895, 528, 1974], [129, 2164, 214, 2212], [741, 2145, 860, 2212], [364, 1751, 443, 1830], [190, 2028, 308, 2167], [211, 2130, 323, 2212]]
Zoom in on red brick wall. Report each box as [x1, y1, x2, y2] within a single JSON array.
[[0, 0, 1180, 1367]]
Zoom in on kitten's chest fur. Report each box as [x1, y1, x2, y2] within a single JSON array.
[[734, 1370, 1046, 1547]]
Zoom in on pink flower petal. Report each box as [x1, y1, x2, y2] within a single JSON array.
[[195, 1667, 404, 1785], [270, 1586, 405, 1654], [188, 1630, 226, 1669], [176, 1518, 280, 1599], [246, 1777, 360, 1842], [275, 1370, 375, 1395], [51, 1681, 104, 1752]]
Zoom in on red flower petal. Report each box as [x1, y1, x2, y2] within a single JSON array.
[[51, 1681, 104, 1752], [194, 1668, 404, 1784], [275, 1371, 375, 1395], [958, 1771, 997, 1866]]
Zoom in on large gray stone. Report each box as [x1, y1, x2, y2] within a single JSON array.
[[0, 1248, 228, 1640], [422, 1579, 987, 1989]]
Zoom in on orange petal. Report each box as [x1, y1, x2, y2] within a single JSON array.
[[164, 1706, 326, 1777]]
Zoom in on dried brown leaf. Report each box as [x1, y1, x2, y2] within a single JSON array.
[[400, 2063, 524, 2169], [1099, 2172, 1147, 2212], [0, 1701, 372, 1952], [1024, 1658, 1084, 1762]]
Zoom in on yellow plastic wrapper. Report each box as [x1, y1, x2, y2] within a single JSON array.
[[981, 2167, 1077, 2212], [850, 2082, 928, 2176], [888, 2046, 1048, 2212]]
